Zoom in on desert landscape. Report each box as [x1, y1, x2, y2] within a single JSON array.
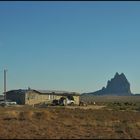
[[0, 96, 140, 139], [0, 68, 139, 139], [1, 1, 140, 139]]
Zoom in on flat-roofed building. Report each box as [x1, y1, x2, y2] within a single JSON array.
[[6, 89, 80, 105]]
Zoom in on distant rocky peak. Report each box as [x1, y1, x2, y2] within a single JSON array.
[[114, 72, 127, 81], [114, 72, 125, 78], [102, 87, 105, 90], [105, 72, 131, 94], [120, 73, 127, 79], [88, 72, 133, 96], [114, 72, 119, 78]]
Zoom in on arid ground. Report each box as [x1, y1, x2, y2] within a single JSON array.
[[0, 101, 140, 139]]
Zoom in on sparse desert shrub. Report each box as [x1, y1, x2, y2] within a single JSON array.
[[33, 111, 44, 120], [106, 102, 140, 111], [4, 111, 19, 120], [33, 110, 54, 120], [5, 110, 55, 121], [18, 111, 34, 121], [0, 105, 140, 139], [136, 107, 140, 112]]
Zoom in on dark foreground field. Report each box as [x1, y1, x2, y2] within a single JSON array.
[[0, 104, 140, 139]]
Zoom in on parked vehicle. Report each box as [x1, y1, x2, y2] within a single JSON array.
[[66, 98, 74, 105], [52, 99, 59, 106], [52, 97, 75, 106], [0, 101, 17, 107]]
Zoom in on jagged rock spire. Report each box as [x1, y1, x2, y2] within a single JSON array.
[[114, 72, 119, 78], [88, 72, 132, 96]]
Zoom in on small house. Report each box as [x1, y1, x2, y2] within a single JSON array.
[[6, 89, 80, 105]]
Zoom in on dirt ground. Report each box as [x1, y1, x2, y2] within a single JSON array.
[[0, 105, 139, 139], [65, 105, 106, 110]]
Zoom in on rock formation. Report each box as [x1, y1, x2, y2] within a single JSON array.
[[85, 72, 133, 96]]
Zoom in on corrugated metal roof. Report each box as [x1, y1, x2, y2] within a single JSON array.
[[6, 89, 80, 96], [36, 90, 72, 94], [34, 89, 80, 96], [6, 89, 28, 94]]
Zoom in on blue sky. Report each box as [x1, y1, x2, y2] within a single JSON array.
[[0, 1, 140, 94]]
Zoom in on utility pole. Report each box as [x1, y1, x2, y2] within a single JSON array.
[[4, 69, 7, 102]]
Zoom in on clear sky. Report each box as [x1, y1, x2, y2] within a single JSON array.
[[0, 1, 140, 94]]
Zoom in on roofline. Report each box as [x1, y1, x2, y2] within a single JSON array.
[[32, 90, 80, 96], [6, 89, 80, 96]]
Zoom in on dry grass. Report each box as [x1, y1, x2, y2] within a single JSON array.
[[0, 105, 139, 139], [80, 95, 140, 105]]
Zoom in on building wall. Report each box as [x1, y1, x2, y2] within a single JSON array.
[[6, 92, 25, 104], [25, 92, 80, 105], [53, 95, 64, 100], [25, 92, 66, 105], [6, 90, 80, 105], [73, 96, 80, 105], [25, 91, 50, 105]]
